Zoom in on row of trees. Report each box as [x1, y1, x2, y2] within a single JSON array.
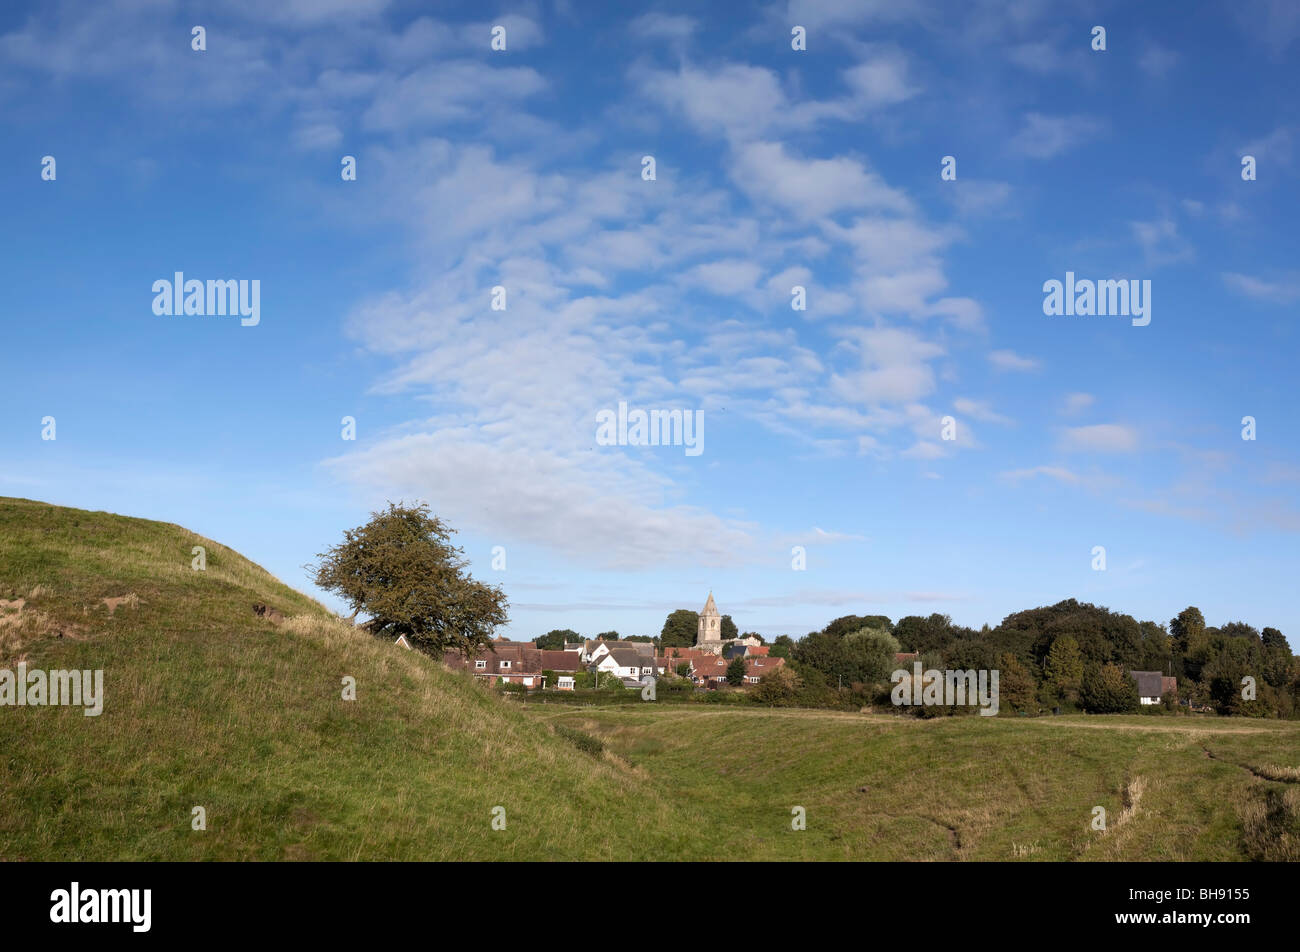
[[761, 601, 1298, 717]]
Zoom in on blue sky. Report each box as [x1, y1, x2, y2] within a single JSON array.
[[2, 0, 1298, 642]]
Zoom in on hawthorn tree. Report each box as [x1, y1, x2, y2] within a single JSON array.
[[311, 501, 508, 659]]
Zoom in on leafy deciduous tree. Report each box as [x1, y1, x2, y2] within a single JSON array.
[[312, 502, 508, 659], [660, 609, 698, 648]]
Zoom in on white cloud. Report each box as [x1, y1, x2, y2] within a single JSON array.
[[1241, 125, 1295, 166], [681, 259, 764, 296], [943, 180, 1013, 217], [1009, 112, 1108, 159], [953, 398, 1011, 425], [1007, 41, 1071, 73], [327, 433, 756, 571], [226, 0, 391, 23], [841, 49, 920, 107], [629, 13, 698, 41], [1139, 44, 1180, 77], [785, 0, 931, 29], [731, 142, 912, 220], [361, 61, 547, 131], [1131, 218, 1194, 267], [902, 440, 946, 460], [1000, 466, 1083, 486], [1062, 392, 1095, 415], [1222, 271, 1300, 304], [830, 327, 944, 405], [989, 349, 1041, 372], [1059, 424, 1140, 454], [637, 56, 922, 146]]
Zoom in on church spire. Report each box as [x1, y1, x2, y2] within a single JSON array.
[[697, 590, 722, 651]]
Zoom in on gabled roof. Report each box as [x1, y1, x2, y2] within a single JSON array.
[[605, 645, 657, 667], [1129, 670, 1167, 698], [663, 647, 715, 662], [540, 650, 582, 672], [691, 656, 728, 675], [443, 643, 544, 675], [744, 656, 784, 675]]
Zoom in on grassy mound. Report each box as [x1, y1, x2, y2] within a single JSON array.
[[0, 497, 699, 860]]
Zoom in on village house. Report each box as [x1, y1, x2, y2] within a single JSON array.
[[741, 655, 783, 685], [1129, 670, 1178, 705], [592, 644, 668, 685], [577, 636, 649, 664], [442, 641, 547, 688], [683, 653, 786, 689], [539, 649, 583, 691]]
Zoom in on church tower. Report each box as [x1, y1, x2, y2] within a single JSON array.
[[697, 591, 722, 652]]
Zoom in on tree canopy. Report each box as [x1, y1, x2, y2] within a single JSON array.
[[535, 629, 579, 650], [660, 609, 698, 648], [311, 501, 508, 658]]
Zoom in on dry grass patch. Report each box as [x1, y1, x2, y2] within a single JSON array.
[[1252, 764, 1300, 782], [1237, 785, 1300, 861]]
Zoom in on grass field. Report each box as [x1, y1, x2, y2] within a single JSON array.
[[539, 706, 1300, 860], [3, 496, 1297, 861]]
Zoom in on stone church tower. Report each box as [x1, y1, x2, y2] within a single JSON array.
[[697, 591, 722, 652]]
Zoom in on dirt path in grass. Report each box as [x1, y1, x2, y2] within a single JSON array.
[[531, 705, 1292, 736], [1021, 719, 1282, 735]]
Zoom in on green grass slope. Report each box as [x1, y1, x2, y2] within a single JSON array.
[[0, 497, 703, 860], [543, 706, 1300, 860]]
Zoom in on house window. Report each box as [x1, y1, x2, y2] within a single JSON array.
[[474, 660, 487, 669], [500, 660, 511, 669], [523, 678, 533, 687]]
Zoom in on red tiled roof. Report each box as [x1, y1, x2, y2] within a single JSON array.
[[443, 643, 544, 675], [744, 656, 784, 675], [539, 650, 582, 672]]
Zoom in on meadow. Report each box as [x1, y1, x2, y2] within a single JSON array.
[[2, 496, 1296, 861]]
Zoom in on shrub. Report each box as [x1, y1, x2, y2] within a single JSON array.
[[751, 666, 802, 706]]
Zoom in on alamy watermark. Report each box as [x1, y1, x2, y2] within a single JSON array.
[[50, 882, 150, 932], [152, 272, 260, 326], [1042, 272, 1150, 327], [595, 401, 703, 456], [890, 663, 1000, 716], [0, 664, 103, 716]]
